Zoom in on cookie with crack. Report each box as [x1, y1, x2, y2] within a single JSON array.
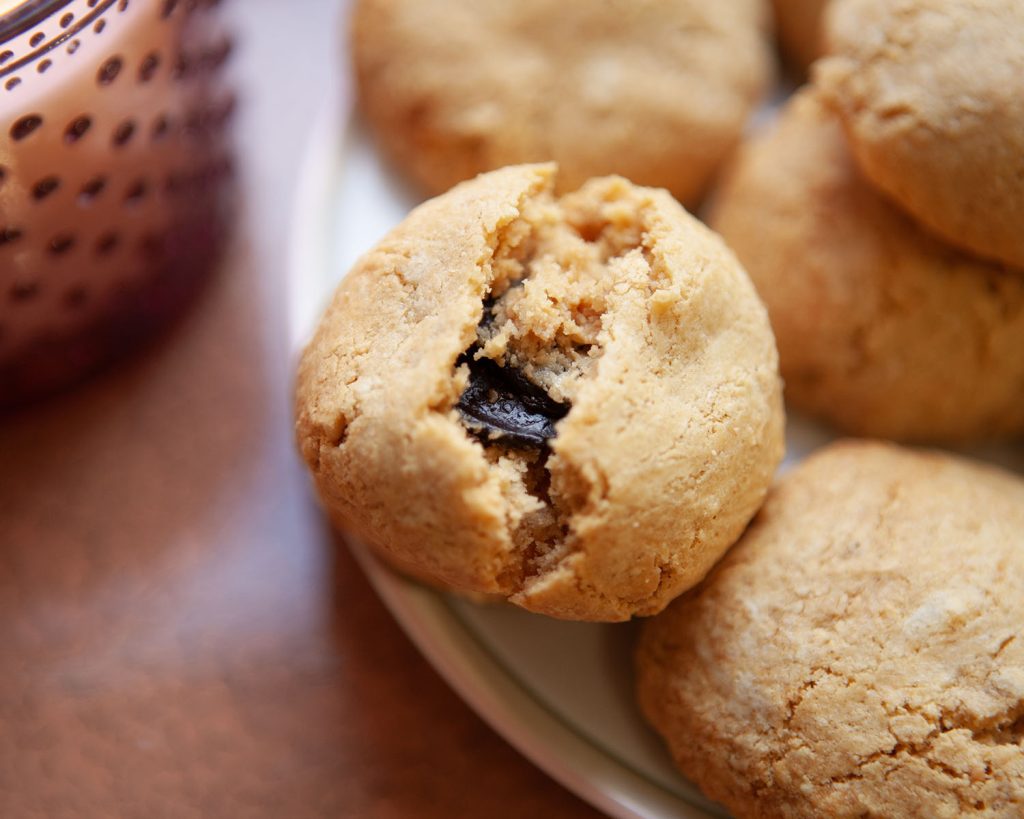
[[815, 0, 1024, 267], [637, 440, 1024, 819], [350, 0, 774, 205], [710, 89, 1024, 443], [295, 163, 784, 622]]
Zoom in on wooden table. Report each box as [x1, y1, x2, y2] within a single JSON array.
[[0, 2, 604, 816]]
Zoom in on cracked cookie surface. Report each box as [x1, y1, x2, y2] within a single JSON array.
[[711, 89, 1024, 443], [815, 0, 1024, 267], [637, 440, 1024, 818], [295, 163, 784, 622], [350, 0, 774, 205]]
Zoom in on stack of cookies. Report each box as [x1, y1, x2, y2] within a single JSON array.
[[714, 0, 1024, 443], [295, 0, 1024, 815], [303, 0, 788, 622]]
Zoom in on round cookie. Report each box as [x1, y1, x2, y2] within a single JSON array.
[[710, 89, 1024, 443], [771, 0, 828, 73], [295, 163, 784, 622], [350, 0, 774, 205], [637, 440, 1024, 819], [815, 0, 1024, 267]]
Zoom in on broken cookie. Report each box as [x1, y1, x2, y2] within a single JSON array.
[[295, 163, 784, 621]]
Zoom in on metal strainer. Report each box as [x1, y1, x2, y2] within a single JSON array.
[[0, 0, 234, 407]]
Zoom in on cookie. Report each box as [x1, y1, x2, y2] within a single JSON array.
[[350, 0, 774, 205], [771, 0, 828, 72], [295, 164, 784, 622], [637, 440, 1024, 819], [815, 0, 1024, 267], [710, 89, 1024, 443]]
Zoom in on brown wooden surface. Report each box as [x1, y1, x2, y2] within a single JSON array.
[[0, 3, 605, 816]]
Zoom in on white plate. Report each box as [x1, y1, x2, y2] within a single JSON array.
[[287, 96, 1024, 819]]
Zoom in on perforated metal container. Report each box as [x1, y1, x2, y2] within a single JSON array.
[[0, 0, 234, 407]]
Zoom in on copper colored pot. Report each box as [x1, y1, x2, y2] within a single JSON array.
[[0, 0, 234, 408]]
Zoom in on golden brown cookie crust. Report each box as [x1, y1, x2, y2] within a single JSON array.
[[710, 89, 1024, 443], [637, 440, 1024, 819], [350, 0, 775, 205], [816, 0, 1024, 267], [295, 164, 784, 622]]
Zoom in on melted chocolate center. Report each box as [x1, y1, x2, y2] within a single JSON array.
[[456, 351, 568, 448]]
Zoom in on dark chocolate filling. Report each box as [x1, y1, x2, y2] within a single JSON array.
[[456, 351, 568, 448]]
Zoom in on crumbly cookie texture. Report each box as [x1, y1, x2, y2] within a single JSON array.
[[710, 89, 1024, 443], [350, 0, 774, 205], [771, 0, 828, 73], [295, 164, 784, 622], [815, 0, 1024, 267], [637, 440, 1024, 819]]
